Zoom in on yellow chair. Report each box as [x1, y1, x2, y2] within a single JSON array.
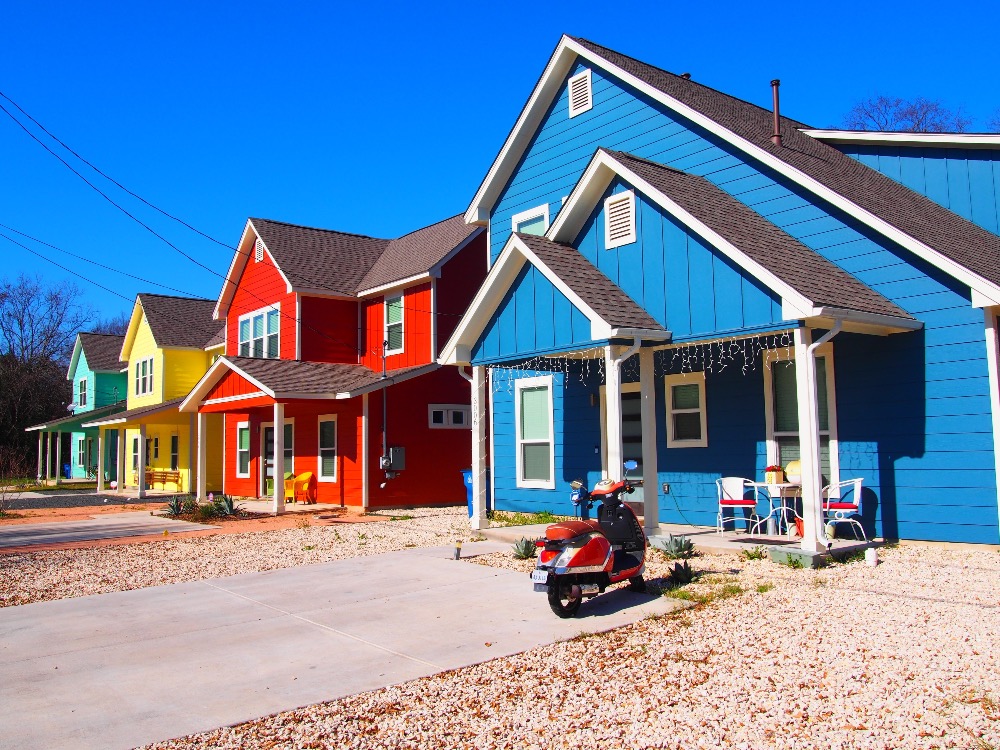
[[285, 471, 317, 504]]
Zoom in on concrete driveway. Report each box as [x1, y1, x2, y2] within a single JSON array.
[[0, 543, 684, 750]]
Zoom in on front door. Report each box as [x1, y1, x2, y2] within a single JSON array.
[[261, 423, 294, 496], [621, 389, 644, 505]]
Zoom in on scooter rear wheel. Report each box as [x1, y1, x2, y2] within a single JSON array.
[[547, 582, 582, 618]]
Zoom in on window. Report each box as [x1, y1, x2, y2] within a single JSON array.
[[78, 378, 87, 407], [665, 373, 708, 448], [132, 437, 139, 471], [516, 376, 554, 488], [152, 437, 159, 460], [604, 191, 636, 249], [238, 306, 280, 359], [318, 416, 337, 481], [134, 356, 154, 395], [170, 435, 179, 471], [428, 404, 472, 429], [763, 347, 839, 486], [511, 204, 549, 236], [77, 438, 86, 468], [236, 422, 250, 478], [567, 69, 593, 118], [385, 296, 404, 354]]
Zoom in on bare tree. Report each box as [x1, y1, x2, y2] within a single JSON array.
[[988, 110, 1000, 133], [844, 95, 972, 133], [91, 311, 131, 336], [0, 274, 96, 364], [0, 445, 32, 516]]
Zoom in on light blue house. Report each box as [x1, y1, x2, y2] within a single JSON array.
[[66, 333, 127, 480], [441, 36, 1000, 546]]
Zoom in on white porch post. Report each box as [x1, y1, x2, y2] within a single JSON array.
[[188, 413, 196, 494], [96, 429, 105, 492], [196, 413, 208, 501], [45, 432, 51, 481], [470, 365, 488, 530], [117, 429, 125, 493], [604, 346, 623, 478], [794, 328, 823, 553], [272, 402, 285, 515], [54, 431, 62, 485], [36, 431, 43, 481], [137, 424, 147, 499], [362, 394, 370, 510], [639, 347, 660, 531]]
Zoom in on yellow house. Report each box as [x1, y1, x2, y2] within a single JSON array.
[[84, 294, 225, 497]]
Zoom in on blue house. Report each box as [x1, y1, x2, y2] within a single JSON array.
[[441, 36, 1000, 546]]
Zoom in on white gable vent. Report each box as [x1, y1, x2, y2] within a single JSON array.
[[604, 191, 637, 249], [567, 69, 593, 118], [254, 238, 265, 263]]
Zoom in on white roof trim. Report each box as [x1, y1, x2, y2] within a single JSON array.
[[466, 36, 1000, 307], [357, 273, 432, 298], [214, 220, 295, 320], [802, 129, 1000, 149]]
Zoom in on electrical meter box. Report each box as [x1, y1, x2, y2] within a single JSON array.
[[380, 446, 405, 471]]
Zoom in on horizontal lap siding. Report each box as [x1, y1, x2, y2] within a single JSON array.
[[228, 250, 296, 360], [360, 283, 434, 370], [300, 296, 359, 364]]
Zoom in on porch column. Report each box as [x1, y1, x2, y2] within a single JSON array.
[[794, 328, 822, 553], [362, 394, 370, 510], [196, 413, 208, 501], [96, 429, 105, 492], [272, 402, 285, 514], [137, 424, 147, 500], [116, 429, 126, 493], [470, 365, 488, 530], [36, 431, 43, 481], [188, 413, 196, 495], [55, 431, 62, 485], [639, 348, 659, 531], [604, 346, 623, 478], [44, 432, 51, 482]]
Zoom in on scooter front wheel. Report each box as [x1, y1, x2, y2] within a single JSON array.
[[547, 581, 582, 618]]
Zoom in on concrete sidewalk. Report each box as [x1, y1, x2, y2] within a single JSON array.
[[0, 542, 685, 750], [0, 513, 217, 550]]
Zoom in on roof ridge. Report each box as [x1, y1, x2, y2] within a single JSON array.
[[391, 214, 464, 242], [138, 292, 215, 303], [80, 332, 125, 338], [250, 217, 389, 243]]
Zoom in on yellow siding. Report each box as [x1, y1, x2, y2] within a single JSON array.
[[206, 414, 224, 492], [163, 349, 212, 401], [126, 318, 162, 410]]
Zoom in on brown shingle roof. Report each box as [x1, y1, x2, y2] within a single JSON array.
[[607, 150, 914, 321], [571, 38, 1000, 288], [227, 357, 432, 397], [79, 332, 126, 372], [514, 233, 664, 331], [80, 397, 185, 427], [139, 295, 226, 350]]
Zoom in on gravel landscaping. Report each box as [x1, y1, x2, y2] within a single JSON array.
[[138, 543, 999, 749]]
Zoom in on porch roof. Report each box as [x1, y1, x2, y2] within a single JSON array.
[[81, 397, 186, 428], [25, 401, 127, 433]]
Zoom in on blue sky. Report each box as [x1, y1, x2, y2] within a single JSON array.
[[2, 0, 997, 321]]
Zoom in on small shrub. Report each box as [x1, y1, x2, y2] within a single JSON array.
[[302, 545, 316, 551], [213, 495, 241, 517], [668, 560, 695, 586], [512, 537, 538, 560], [164, 497, 183, 517], [194, 502, 217, 522], [388, 514, 414, 521], [181, 496, 198, 515], [756, 583, 774, 594], [653, 534, 695, 560], [295, 516, 311, 529], [783, 553, 804, 569], [741, 545, 769, 561]]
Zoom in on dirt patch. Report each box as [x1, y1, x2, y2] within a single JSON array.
[[0, 502, 169, 525]]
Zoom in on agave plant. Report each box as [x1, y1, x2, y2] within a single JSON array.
[[654, 534, 695, 560], [212, 494, 241, 517], [512, 537, 538, 560], [164, 496, 183, 517], [668, 560, 695, 587]]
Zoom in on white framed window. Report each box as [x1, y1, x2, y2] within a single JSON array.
[[511, 204, 549, 236], [131, 436, 139, 471], [170, 435, 179, 471], [604, 190, 637, 249], [78, 378, 87, 407], [762, 343, 839, 487], [428, 404, 471, 429], [567, 69, 593, 118], [134, 356, 154, 396], [238, 305, 280, 359], [152, 436, 159, 460], [77, 438, 86, 468], [384, 295, 404, 354], [235, 422, 250, 478], [515, 375, 554, 489], [318, 415, 337, 481], [665, 373, 708, 448]]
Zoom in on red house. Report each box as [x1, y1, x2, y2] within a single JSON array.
[[180, 215, 486, 511]]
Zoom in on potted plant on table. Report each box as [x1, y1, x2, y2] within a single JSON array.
[[764, 465, 784, 484]]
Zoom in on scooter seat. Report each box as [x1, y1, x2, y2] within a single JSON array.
[[545, 519, 603, 541]]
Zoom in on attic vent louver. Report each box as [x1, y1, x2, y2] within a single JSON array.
[[567, 69, 592, 118], [604, 191, 636, 249], [254, 238, 264, 263]]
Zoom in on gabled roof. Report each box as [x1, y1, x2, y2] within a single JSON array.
[[800, 129, 1000, 149], [204, 323, 227, 350], [179, 357, 437, 411], [81, 397, 186, 428], [25, 401, 126, 432], [67, 332, 125, 379], [466, 35, 1000, 306], [549, 148, 917, 332], [122, 294, 225, 360], [438, 233, 668, 365]]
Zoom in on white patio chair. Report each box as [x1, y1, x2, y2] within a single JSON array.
[[716, 477, 765, 535], [822, 478, 866, 541]]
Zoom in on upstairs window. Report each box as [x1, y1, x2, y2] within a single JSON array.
[[78, 378, 87, 407], [134, 356, 154, 396], [385, 295, 404, 354], [567, 69, 593, 118], [239, 306, 280, 359], [604, 191, 636, 249], [511, 204, 549, 236]]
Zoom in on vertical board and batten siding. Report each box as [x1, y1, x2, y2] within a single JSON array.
[[836, 145, 1000, 237], [227, 248, 297, 361], [299, 296, 358, 364], [486, 56, 998, 542], [360, 283, 434, 371]]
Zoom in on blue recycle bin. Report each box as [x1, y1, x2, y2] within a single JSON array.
[[62, 463, 71, 479], [461, 469, 474, 517]]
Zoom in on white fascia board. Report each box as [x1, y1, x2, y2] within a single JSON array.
[[802, 129, 1000, 149], [66, 337, 83, 381], [80, 417, 127, 428], [332, 363, 441, 399], [120, 297, 145, 363], [357, 273, 432, 299], [472, 36, 1000, 306], [291, 288, 356, 300], [201, 391, 269, 406], [178, 357, 275, 413], [608, 327, 672, 341], [812, 307, 923, 332], [215, 220, 255, 320], [513, 236, 610, 331], [548, 154, 617, 242]]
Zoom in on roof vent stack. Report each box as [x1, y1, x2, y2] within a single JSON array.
[[771, 79, 782, 147], [680, 72, 691, 80]]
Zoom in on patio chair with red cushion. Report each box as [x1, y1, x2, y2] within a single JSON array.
[[716, 477, 765, 535], [822, 478, 865, 540]]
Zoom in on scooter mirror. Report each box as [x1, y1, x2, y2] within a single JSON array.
[[623, 459, 638, 471]]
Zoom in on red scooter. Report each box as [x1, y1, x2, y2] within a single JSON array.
[[531, 460, 647, 617]]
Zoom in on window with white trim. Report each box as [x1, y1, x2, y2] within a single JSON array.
[[170, 435, 179, 471], [78, 378, 87, 407], [428, 404, 471, 429], [604, 190, 636, 249], [236, 422, 250, 478], [238, 306, 280, 359], [134, 356, 154, 396], [384, 296, 404, 354], [567, 69, 593, 118], [511, 204, 549, 236], [152, 436, 159, 460], [516, 376, 554, 488], [131, 436, 139, 471], [665, 373, 708, 448], [77, 437, 86, 468], [318, 415, 337, 481]]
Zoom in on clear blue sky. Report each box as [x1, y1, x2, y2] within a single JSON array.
[[2, 0, 997, 321]]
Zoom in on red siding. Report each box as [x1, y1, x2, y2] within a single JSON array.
[[227, 248, 296, 360], [435, 232, 487, 353], [299, 296, 359, 364], [360, 283, 434, 371], [205, 369, 263, 400]]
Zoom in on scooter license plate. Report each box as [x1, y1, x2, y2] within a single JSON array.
[[530, 569, 548, 584]]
